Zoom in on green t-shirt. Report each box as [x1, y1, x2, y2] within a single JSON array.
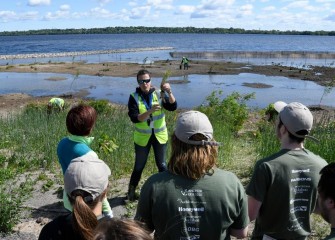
[[324, 228, 335, 240], [246, 148, 327, 239], [135, 168, 249, 240]]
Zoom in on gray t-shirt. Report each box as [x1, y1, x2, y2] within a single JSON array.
[[246, 148, 327, 239], [135, 168, 249, 240]]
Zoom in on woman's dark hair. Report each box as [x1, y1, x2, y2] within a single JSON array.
[[66, 104, 97, 136], [136, 70, 151, 80], [93, 218, 152, 240]]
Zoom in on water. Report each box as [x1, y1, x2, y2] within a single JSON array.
[[1, 34, 335, 66], [0, 34, 334, 108], [0, 72, 333, 109]]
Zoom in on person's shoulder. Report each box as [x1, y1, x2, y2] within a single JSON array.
[[39, 214, 72, 239], [304, 149, 328, 164], [212, 168, 241, 183]]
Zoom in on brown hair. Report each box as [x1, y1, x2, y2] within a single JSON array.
[[69, 189, 107, 240], [93, 218, 152, 240], [318, 163, 335, 201], [66, 104, 97, 136], [168, 133, 218, 180], [278, 118, 305, 143], [136, 69, 151, 80]]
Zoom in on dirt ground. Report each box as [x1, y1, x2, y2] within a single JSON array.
[[0, 60, 334, 239]]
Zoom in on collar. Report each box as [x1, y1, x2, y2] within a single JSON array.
[[68, 135, 94, 146]]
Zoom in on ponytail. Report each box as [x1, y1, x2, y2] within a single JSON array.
[[70, 189, 106, 240]]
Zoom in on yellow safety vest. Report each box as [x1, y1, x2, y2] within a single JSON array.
[[49, 98, 64, 108], [131, 91, 168, 146]]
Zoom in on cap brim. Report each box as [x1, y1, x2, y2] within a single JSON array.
[[274, 101, 287, 113]]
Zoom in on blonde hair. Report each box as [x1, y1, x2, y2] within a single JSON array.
[[168, 133, 218, 180]]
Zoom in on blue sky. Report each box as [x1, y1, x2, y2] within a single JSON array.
[[1, 0, 335, 32]]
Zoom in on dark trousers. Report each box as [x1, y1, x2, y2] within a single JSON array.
[[129, 134, 167, 187]]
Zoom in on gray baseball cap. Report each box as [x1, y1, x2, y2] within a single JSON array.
[[64, 153, 111, 201], [175, 110, 220, 146], [274, 101, 313, 138]]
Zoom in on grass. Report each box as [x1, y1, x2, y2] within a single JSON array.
[[0, 94, 334, 237]]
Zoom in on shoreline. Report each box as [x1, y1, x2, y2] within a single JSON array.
[[0, 58, 334, 86], [0, 47, 174, 60]]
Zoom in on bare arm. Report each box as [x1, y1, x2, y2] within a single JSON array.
[[161, 83, 176, 104], [248, 195, 262, 222]]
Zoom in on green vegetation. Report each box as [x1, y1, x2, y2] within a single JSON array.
[[1, 26, 335, 36], [0, 95, 334, 237]]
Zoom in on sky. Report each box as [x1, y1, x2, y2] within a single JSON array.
[[1, 0, 335, 32]]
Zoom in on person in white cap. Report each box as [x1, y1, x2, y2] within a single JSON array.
[[135, 110, 249, 239], [317, 163, 335, 240], [38, 154, 112, 240], [247, 101, 328, 239]]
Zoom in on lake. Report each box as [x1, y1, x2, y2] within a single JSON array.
[[0, 72, 333, 109], [0, 33, 334, 108], [1, 34, 335, 67]]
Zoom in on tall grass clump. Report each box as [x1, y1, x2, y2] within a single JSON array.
[[197, 91, 254, 166], [305, 111, 335, 162]]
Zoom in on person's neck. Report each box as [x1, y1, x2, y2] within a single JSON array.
[[92, 202, 103, 217], [280, 134, 304, 150]]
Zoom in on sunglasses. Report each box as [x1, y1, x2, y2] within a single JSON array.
[[138, 79, 151, 84]]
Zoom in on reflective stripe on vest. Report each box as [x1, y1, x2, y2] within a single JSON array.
[[131, 91, 168, 146], [135, 125, 167, 134]]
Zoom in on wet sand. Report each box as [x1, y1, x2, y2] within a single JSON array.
[[0, 59, 334, 86]]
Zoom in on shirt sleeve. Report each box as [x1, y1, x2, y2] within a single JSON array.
[[230, 178, 250, 230], [246, 162, 271, 202], [134, 179, 155, 232], [161, 93, 177, 111], [127, 94, 140, 123]]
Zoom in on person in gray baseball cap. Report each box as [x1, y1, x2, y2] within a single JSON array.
[[247, 101, 328, 240], [38, 154, 111, 240], [135, 110, 249, 239]]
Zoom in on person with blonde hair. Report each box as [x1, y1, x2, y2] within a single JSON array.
[[135, 110, 249, 239], [93, 218, 152, 240], [39, 154, 112, 240]]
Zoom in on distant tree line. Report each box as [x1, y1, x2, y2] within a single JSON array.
[[1, 26, 334, 36]]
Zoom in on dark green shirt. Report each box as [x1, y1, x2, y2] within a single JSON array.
[[324, 228, 335, 240], [135, 168, 249, 240], [246, 149, 327, 239]]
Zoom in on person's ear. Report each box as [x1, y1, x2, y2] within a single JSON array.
[[326, 198, 335, 209]]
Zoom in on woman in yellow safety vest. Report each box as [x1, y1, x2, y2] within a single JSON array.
[[127, 69, 177, 201]]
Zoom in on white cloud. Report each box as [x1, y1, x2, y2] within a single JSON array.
[[60, 5, 70, 11], [129, 5, 151, 19], [316, 0, 335, 2], [0, 11, 17, 22], [21, 11, 39, 20], [263, 6, 276, 11], [176, 5, 196, 14], [239, 4, 253, 15], [147, 0, 174, 10], [28, 0, 51, 7]]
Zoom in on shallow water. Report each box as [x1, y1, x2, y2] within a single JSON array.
[[0, 72, 333, 109]]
